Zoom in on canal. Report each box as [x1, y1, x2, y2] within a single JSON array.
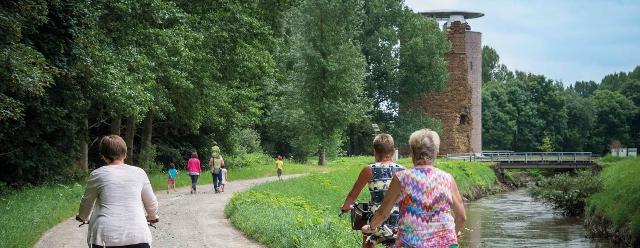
[[460, 189, 612, 247]]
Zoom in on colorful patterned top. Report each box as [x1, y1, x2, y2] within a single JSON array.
[[395, 166, 457, 248]]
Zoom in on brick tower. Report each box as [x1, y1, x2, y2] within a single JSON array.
[[413, 11, 484, 154]]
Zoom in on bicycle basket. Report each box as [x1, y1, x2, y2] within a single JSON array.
[[351, 202, 371, 230]]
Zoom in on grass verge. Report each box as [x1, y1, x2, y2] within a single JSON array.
[[225, 157, 499, 247], [0, 157, 327, 248], [586, 156, 640, 245]]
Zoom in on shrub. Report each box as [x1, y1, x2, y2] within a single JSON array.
[[138, 144, 157, 171], [529, 170, 602, 216], [225, 152, 274, 169], [229, 128, 262, 154]]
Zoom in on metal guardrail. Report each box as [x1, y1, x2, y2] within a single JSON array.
[[446, 152, 595, 164]]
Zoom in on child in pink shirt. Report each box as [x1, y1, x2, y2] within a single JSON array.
[[187, 152, 201, 193]]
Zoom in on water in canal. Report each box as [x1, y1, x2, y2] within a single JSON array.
[[460, 189, 613, 247]]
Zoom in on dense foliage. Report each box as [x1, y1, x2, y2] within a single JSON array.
[[528, 170, 602, 216], [482, 46, 639, 153], [0, 0, 449, 185]]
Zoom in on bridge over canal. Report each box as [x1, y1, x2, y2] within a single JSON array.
[[446, 152, 597, 169]]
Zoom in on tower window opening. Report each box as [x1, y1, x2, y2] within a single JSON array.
[[459, 113, 469, 125]]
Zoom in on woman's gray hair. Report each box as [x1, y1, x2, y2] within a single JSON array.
[[409, 129, 440, 163]]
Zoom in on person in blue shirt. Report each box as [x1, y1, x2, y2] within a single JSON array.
[[167, 162, 178, 193]]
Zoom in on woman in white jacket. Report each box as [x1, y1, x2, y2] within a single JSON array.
[[76, 135, 159, 248]]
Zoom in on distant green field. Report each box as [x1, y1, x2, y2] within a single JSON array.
[[587, 157, 640, 242], [226, 157, 500, 247]]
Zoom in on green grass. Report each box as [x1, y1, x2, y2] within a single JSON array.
[[0, 183, 85, 248], [225, 157, 500, 247], [0, 157, 330, 248], [587, 157, 640, 239]]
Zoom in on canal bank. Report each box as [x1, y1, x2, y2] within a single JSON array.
[[584, 157, 640, 247], [520, 156, 640, 246]]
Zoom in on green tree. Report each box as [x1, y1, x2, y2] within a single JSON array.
[[0, 0, 53, 121], [482, 46, 500, 83], [570, 80, 598, 97], [482, 80, 517, 150], [0, 0, 94, 182], [391, 109, 442, 148], [561, 90, 596, 152], [591, 90, 637, 153], [291, 0, 368, 165], [349, 1, 448, 155]]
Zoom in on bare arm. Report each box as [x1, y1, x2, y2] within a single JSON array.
[[77, 172, 99, 221], [450, 179, 466, 234], [367, 176, 402, 229], [341, 166, 372, 212]]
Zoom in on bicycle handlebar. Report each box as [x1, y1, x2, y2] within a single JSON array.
[[76, 215, 159, 229]]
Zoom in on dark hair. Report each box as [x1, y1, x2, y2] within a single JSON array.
[[170, 162, 175, 168], [191, 152, 198, 159], [277, 155, 282, 160], [99, 135, 127, 162], [373, 133, 395, 156]]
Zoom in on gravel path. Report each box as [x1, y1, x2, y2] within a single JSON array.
[[34, 175, 299, 248]]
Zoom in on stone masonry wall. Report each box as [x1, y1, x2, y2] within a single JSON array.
[[407, 21, 478, 155]]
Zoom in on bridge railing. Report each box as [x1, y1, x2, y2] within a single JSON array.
[[446, 152, 595, 163]]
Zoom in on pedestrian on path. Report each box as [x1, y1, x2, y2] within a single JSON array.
[[187, 152, 201, 194], [76, 134, 159, 248], [209, 145, 224, 193], [220, 163, 228, 192], [167, 162, 178, 193], [275, 155, 284, 180]]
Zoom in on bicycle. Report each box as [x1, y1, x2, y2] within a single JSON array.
[[340, 202, 397, 247]]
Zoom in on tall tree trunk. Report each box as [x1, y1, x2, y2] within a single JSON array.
[[125, 115, 136, 165], [77, 117, 89, 171], [111, 117, 121, 135], [141, 113, 153, 170], [142, 113, 153, 149], [318, 145, 326, 166]]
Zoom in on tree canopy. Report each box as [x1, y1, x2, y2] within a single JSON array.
[[482, 46, 639, 153]]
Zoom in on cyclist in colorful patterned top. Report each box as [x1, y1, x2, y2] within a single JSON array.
[[341, 133, 405, 248], [362, 129, 466, 248]]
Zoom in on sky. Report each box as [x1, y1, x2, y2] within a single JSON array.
[[404, 0, 640, 86]]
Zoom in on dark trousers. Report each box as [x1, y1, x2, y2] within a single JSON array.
[[92, 243, 150, 248], [212, 172, 222, 190], [190, 174, 199, 190]]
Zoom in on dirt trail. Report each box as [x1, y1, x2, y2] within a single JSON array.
[[35, 175, 299, 248]]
